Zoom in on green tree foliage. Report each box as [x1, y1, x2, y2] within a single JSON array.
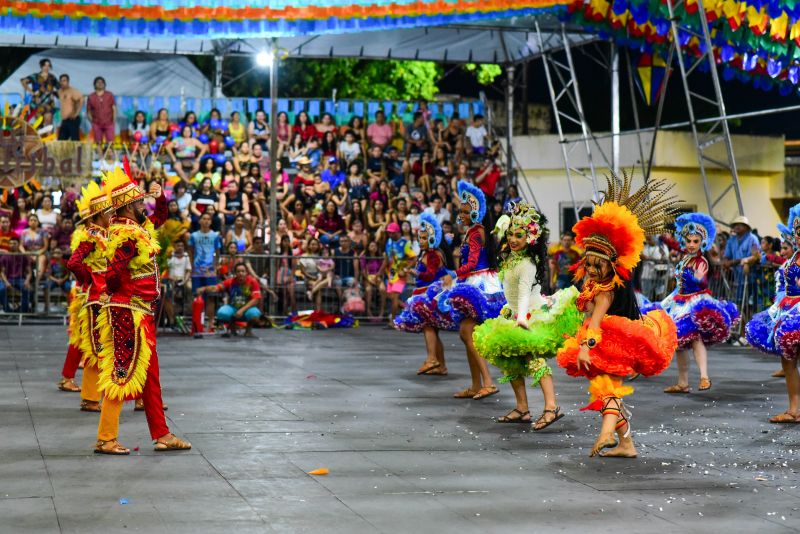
[[462, 63, 502, 85], [194, 56, 502, 102]]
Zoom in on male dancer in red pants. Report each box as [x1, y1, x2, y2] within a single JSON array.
[[93, 162, 190, 454], [58, 181, 108, 402]]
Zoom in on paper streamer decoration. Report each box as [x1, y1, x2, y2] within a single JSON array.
[[0, 0, 571, 38]]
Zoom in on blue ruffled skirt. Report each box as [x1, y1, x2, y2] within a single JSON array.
[[660, 291, 739, 349], [437, 271, 506, 325], [746, 296, 800, 360], [394, 282, 459, 333]]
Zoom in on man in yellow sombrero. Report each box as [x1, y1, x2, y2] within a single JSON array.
[[60, 180, 111, 414]]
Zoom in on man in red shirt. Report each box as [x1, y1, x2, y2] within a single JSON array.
[[474, 156, 504, 200], [0, 215, 18, 251], [198, 262, 262, 337], [86, 76, 116, 145]]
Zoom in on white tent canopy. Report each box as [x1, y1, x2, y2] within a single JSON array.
[[0, 48, 215, 98], [0, 17, 595, 63]]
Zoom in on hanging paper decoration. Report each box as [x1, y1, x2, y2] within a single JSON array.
[[0, 0, 572, 38], [564, 0, 800, 95], [635, 51, 669, 105]]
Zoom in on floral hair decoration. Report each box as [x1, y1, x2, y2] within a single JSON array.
[[493, 201, 542, 245]]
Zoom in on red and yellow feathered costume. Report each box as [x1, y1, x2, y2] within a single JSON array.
[[60, 181, 109, 405], [556, 176, 679, 409], [95, 162, 170, 443]]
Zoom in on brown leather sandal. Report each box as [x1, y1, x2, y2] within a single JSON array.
[[532, 406, 565, 431], [769, 411, 800, 424], [94, 439, 130, 455], [80, 400, 101, 412], [772, 369, 786, 378], [154, 434, 192, 451], [417, 361, 440, 375], [472, 385, 498, 400], [698, 377, 712, 391], [496, 408, 531, 423], [453, 387, 478, 399], [663, 384, 690, 394], [426, 366, 448, 376], [58, 377, 81, 392]]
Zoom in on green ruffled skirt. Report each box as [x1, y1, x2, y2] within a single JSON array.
[[473, 286, 582, 385]]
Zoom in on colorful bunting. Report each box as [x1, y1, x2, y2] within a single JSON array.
[[0, 0, 571, 38], [565, 0, 800, 96]]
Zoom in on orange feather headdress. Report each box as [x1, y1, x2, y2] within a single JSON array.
[[572, 173, 679, 286]]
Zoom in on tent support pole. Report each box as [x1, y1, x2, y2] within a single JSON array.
[[610, 42, 620, 176], [268, 38, 279, 317], [214, 54, 224, 98], [505, 63, 515, 182]]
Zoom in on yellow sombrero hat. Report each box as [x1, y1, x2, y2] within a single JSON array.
[[76, 181, 111, 224], [104, 158, 146, 211]]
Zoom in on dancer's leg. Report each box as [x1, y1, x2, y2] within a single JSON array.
[[97, 397, 124, 441], [784, 357, 800, 415], [692, 339, 709, 380], [460, 319, 493, 391]]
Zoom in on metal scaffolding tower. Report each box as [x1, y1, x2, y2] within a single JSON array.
[[535, 20, 606, 219], [666, 0, 744, 219]]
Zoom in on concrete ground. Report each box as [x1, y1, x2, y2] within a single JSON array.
[[1, 325, 799, 534]]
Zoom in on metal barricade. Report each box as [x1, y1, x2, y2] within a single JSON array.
[[235, 253, 393, 322], [0, 250, 48, 322]]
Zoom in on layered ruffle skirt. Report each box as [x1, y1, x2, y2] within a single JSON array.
[[473, 286, 582, 385], [746, 295, 800, 360], [660, 290, 739, 349]]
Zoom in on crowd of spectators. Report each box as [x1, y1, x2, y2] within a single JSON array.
[[2, 62, 514, 322]]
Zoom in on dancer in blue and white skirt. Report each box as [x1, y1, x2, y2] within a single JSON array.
[[746, 204, 800, 423], [437, 181, 506, 400], [394, 213, 455, 376], [662, 213, 739, 394]]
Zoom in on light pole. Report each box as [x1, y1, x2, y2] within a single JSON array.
[[257, 39, 279, 316]]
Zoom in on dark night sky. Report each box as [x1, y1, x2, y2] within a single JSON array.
[[439, 49, 799, 139]]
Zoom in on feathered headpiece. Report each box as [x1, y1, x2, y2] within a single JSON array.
[[76, 180, 111, 224], [104, 157, 145, 211], [572, 173, 679, 286], [777, 223, 794, 246], [675, 212, 716, 252], [418, 212, 442, 248], [789, 202, 800, 233], [493, 201, 543, 245], [457, 180, 486, 224]]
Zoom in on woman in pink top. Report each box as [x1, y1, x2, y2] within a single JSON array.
[[366, 110, 393, 149]]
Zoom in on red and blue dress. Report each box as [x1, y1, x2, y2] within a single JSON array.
[[747, 252, 800, 359], [660, 253, 739, 349], [394, 249, 455, 332], [437, 224, 505, 324]]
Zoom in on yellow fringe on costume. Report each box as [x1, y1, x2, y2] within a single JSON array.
[[66, 286, 87, 347], [70, 224, 107, 273], [588, 375, 634, 404], [70, 225, 88, 252], [95, 306, 153, 401], [77, 304, 99, 367], [104, 219, 160, 272]]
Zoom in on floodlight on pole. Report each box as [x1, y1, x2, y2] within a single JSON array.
[[256, 50, 273, 68]]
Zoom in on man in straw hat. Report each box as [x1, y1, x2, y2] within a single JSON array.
[[722, 215, 761, 342], [58, 180, 111, 414], [93, 159, 190, 454]]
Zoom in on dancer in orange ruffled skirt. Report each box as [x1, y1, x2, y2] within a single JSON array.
[[557, 175, 679, 458]]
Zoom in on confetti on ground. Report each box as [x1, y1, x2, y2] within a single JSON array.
[[308, 468, 329, 476]]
